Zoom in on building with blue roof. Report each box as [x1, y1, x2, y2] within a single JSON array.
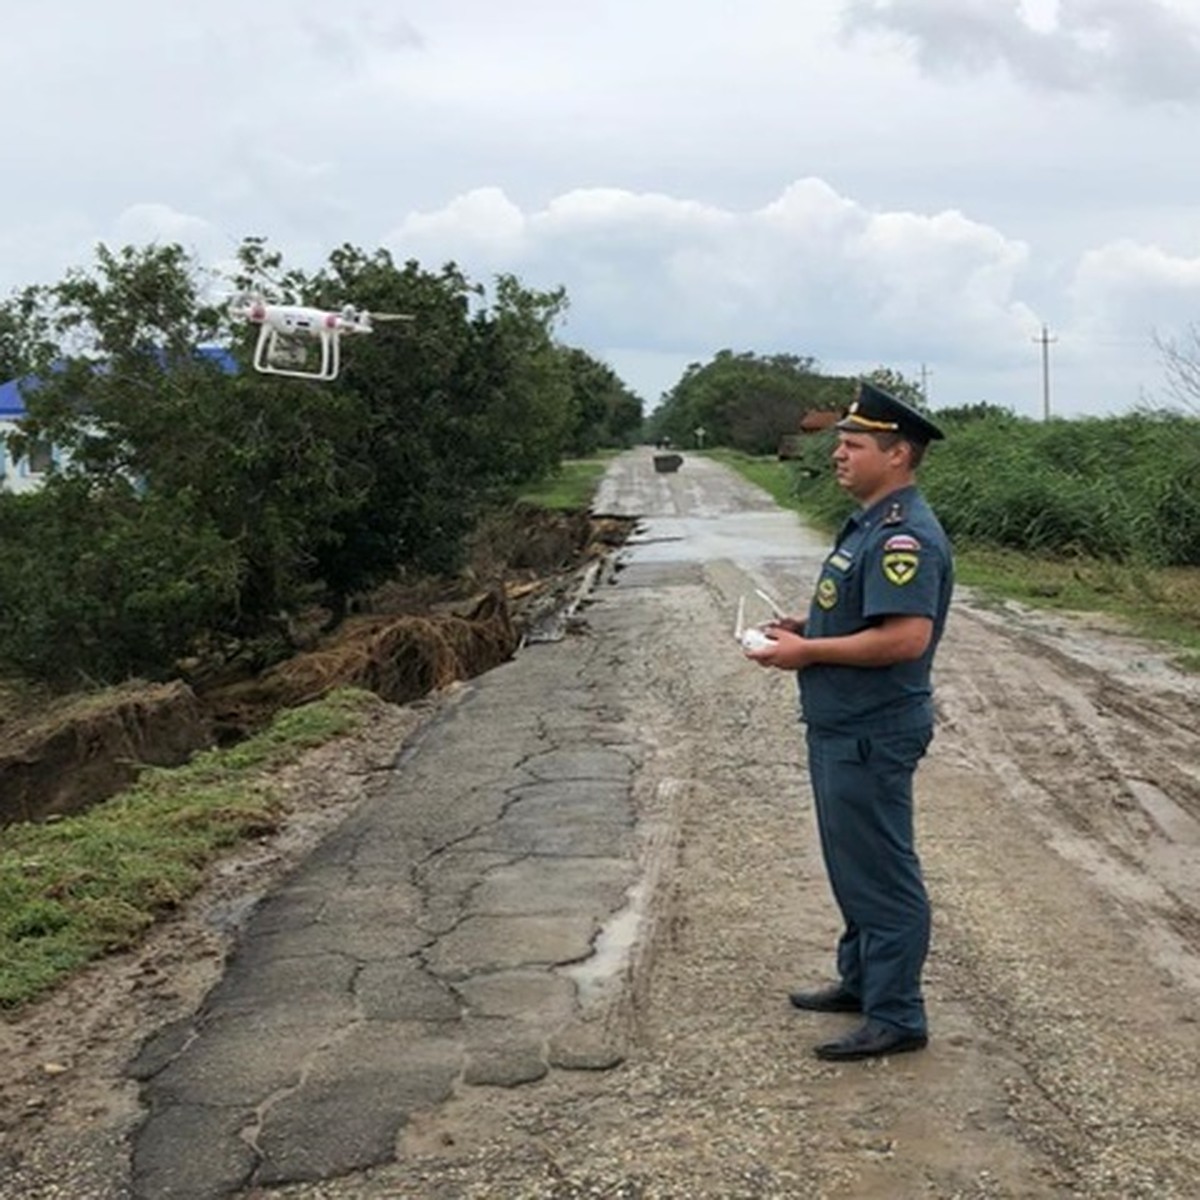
[[0, 373, 55, 493], [1, 346, 238, 493]]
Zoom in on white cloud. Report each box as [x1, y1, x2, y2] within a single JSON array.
[[382, 176, 1200, 415], [1069, 239, 1200, 335], [385, 179, 1039, 392], [843, 0, 1200, 101], [113, 205, 224, 256], [388, 188, 529, 270], [1, 1, 1196, 418]]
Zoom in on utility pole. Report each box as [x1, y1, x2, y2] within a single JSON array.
[[918, 363, 932, 405], [1033, 325, 1057, 420]]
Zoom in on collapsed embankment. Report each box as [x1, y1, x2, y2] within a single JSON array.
[[0, 507, 634, 826]]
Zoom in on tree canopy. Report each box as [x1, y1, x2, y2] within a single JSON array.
[[0, 240, 644, 686], [647, 351, 936, 454]]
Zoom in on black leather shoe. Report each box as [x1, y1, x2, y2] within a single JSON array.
[[788, 984, 863, 1013], [814, 1019, 928, 1061]]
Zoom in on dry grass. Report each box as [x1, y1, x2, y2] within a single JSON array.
[[201, 589, 518, 739]]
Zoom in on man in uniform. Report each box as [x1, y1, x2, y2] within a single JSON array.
[[747, 379, 953, 1061]]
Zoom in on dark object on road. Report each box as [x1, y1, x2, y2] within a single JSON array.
[[654, 453, 683, 473]]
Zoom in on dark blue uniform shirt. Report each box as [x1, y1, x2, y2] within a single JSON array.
[[799, 485, 953, 735]]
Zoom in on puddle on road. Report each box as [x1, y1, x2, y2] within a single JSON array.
[[622, 512, 826, 567], [559, 785, 687, 1011], [561, 875, 650, 1008]]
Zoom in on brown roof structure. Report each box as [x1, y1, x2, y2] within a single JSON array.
[[799, 409, 841, 433]]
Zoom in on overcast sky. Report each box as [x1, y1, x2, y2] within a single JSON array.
[[3, 0, 1200, 417]]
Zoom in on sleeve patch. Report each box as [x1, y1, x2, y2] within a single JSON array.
[[883, 534, 921, 552], [882, 551, 920, 585]]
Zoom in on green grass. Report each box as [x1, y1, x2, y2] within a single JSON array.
[[716, 451, 1200, 670], [519, 451, 621, 510], [955, 548, 1200, 665], [0, 688, 377, 1009]]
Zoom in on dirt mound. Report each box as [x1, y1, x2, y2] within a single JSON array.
[[201, 588, 518, 741], [0, 681, 211, 826]]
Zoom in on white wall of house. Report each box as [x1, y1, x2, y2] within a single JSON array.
[[0, 415, 56, 494]]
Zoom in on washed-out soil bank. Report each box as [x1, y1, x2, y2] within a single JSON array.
[[0, 508, 635, 826]]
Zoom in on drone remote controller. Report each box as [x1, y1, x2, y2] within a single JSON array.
[[734, 595, 779, 654], [739, 627, 777, 652]]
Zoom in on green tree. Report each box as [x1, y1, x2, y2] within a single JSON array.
[[862, 365, 927, 410], [933, 401, 1015, 424], [306, 249, 582, 593], [560, 346, 643, 454], [472, 273, 574, 486], [13, 242, 369, 628], [652, 350, 846, 453], [0, 479, 241, 686], [0, 286, 56, 382], [0, 237, 616, 685], [308, 246, 494, 591]]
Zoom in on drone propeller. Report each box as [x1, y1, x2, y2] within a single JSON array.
[[344, 309, 415, 335], [231, 292, 268, 323], [359, 311, 416, 326]]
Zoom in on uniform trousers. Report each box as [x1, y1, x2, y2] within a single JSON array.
[[805, 725, 933, 1035]]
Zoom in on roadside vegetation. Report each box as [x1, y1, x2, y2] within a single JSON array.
[[520, 450, 621, 510], [0, 241, 642, 690], [0, 689, 377, 1007]]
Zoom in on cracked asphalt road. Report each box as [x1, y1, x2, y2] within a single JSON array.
[[127, 620, 651, 1198]]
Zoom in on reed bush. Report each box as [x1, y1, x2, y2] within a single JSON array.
[[790, 411, 1199, 567]]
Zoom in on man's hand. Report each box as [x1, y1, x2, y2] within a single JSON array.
[[742, 615, 809, 669], [747, 615, 934, 672], [766, 616, 806, 636], [744, 627, 811, 670]]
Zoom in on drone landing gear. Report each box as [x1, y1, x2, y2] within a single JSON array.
[[253, 325, 342, 382]]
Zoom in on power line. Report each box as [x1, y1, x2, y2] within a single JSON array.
[[1033, 324, 1057, 420]]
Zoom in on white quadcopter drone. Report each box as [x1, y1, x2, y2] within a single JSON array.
[[231, 295, 413, 381]]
